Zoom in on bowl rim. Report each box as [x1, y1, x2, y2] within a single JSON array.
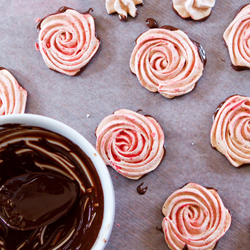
[[0, 113, 115, 250]]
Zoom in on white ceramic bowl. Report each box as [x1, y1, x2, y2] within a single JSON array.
[[0, 113, 115, 250]]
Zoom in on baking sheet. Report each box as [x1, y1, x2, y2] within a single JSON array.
[[0, 0, 250, 249]]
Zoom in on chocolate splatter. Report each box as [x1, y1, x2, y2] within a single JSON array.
[[137, 182, 148, 195]]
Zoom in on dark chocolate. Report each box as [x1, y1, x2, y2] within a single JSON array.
[[0, 124, 104, 250], [212, 100, 225, 121], [119, 14, 127, 21], [182, 244, 189, 250], [231, 64, 250, 71], [156, 226, 163, 233], [160, 25, 179, 31], [146, 18, 159, 28], [137, 182, 148, 195], [212, 94, 240, 121], [190, 39, 207, 67], [0, 172, 79, 231], [234, 4, 249, 19]]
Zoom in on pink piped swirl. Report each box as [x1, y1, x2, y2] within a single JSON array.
[[162, 183, 231, 250], [38, 8, 100, 76], [211, 95, 250, 167], [0, 69, 27, 115], [223, 4, 250, 69], [95, 109, 165, 179], [130, 28, 204, 98]]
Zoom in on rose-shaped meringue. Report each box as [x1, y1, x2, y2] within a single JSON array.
[[130, 27, 205, 98], [173, 0, 216, 20], [95, 109, 165, 179], [106, 0, 143, 21], [223, 4, 250, 70], [38, 7, 100, 76], [210, 95, 250, 167], [162, 183, 231, 250], [0, 68, 27, 115]]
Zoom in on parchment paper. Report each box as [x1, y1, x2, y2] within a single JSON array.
[[0, 1, 249, 249]]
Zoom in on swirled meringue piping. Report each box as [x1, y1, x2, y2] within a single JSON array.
[[0, 68, 27, 115], [162, 183, 231, 250], [95, 109, 165, 179], [106, 0, 143, 20], [211, 95, 250, 167], [38, 7, 100, 76], [223, 4, 250, 70], [172, 0, 216, 20], [130, 27, 205, 98]]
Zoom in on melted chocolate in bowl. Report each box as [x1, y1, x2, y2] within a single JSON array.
[[0, 123, 104, 249]]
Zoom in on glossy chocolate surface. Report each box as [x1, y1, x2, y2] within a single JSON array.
[[190, 39, 207, 67], [0, 124, 104, 250], [136, 182, 148, 195], [0, 172, 79, 231], [182, 244, 188, 250], [146, 18, 159, 28]]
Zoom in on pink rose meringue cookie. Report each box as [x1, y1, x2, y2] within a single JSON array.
[[38, 7, 100, 76], [95, 109, 165, 179], [130, 27, 205, 98], [211, 95, 250, 167], [223, 4, 250, 70], [162, 183, 231, 250], [173, 0, 216, 20], [106, 0, 143, 21], [0, 68, 27, 115]]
